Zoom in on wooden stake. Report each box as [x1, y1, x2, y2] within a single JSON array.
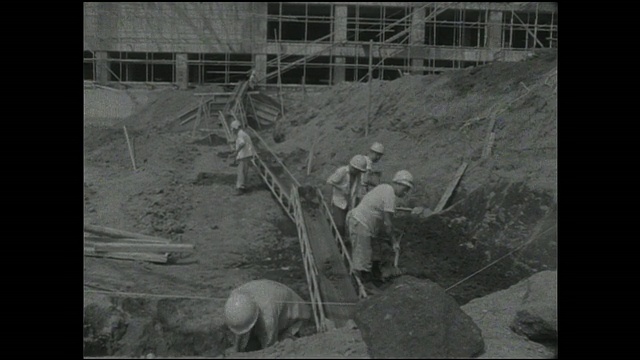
[[84, 224, 171, 242], [93, 243, 195, 253], [123, 126, 137, 171], [434, 162, 468, 213]]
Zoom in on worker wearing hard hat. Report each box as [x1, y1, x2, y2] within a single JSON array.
[[346, 170, 414, 280], [224, 279, 312, 352], [326, 155, 368, 236], [356, 142, 385, 206], [231, 119, 256, 195]]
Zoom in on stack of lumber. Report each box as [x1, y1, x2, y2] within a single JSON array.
[[83, 224, 194, 264]]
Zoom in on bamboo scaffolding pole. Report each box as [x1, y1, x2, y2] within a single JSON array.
[[549, 11, 555, 48], [512, 11, 545, 49], [509, 10, 514, 48]]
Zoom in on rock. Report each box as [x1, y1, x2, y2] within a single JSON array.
[[510, 270, 557, 343], [462, 271, 557, 359], [354, 276, 484, 358]]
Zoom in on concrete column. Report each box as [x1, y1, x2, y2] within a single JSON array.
[[410, 6, 426, 74], [95, 51, 110, 84], [332, 5, 348, 84], [487, 11, 504, 49], [175, 53, 188, 89], [252, 2, 268, 86], [333, 57, 345, 85]]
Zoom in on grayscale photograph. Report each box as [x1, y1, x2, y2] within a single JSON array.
[[84, 2, 557, 358]]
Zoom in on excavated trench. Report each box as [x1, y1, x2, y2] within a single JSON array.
[[84, 178, 556, 357]]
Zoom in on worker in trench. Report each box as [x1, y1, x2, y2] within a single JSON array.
[[326, 155, 368, 237], [224, 279, 312, 352], [355, 142, 385, 206], [231, 119, 256, 195], [346, 170, 414, 283]]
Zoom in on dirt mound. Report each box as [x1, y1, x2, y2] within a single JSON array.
[[354, 276, 484, 358], [276, 49, 557, 204]]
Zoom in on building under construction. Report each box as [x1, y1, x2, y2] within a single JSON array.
[[83, 2, 557, 88]]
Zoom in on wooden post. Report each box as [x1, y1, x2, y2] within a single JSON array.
[[366, 39, 373, 137], [275, 29, 286, 117], [123, 126, 137, 171]]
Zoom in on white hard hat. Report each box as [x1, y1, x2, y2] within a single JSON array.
[[370, 142, 384, 155], [392, 170, 414, 189], [224, 291, 259, 335], [349, 154, 367, 172], [231, 120, 241, 130]]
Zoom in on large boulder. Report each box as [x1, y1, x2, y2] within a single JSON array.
[[353, 276, 484, 358], [462, 270, 557, 358], [510, 271, 557, 343]]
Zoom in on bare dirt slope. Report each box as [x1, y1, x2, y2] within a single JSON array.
[[84, 49, 557, 358]]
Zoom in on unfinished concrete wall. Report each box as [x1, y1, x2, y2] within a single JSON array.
[[84, 2, 256, 53]]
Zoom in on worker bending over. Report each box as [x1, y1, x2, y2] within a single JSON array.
[[357, 142, 385, 206], [326, 155, 368, 236], [231, 120, 256, 195], [346, 170, 414, 281], [224, 279, 312, 352]]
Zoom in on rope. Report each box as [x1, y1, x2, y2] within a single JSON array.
[[83, 289, 358, 306], [445, 223, 557, 292]]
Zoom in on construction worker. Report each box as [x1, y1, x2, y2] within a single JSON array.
[[224, 279, 312, 352], [232, 119, 256, 195], [346, 170, 414, 282], [326, 155, 368, 236], [357, 142, 385, 205]]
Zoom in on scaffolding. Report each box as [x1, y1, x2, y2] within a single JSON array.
[[83, 2, 557, 86]]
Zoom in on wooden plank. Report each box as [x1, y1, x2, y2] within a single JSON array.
[[434, 162, 469, 213], [93, 243, 194, 253], [253, 102, 280, 116], [255, 110, 278, 122], [84, 224, 171, 242], [179, 113, 197, 126], [84, 236, 170, 244], [84, 247, 168, 264], [300, 189, 358, 327]]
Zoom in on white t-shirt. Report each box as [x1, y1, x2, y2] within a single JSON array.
[[326, 165, 360, 210], [351, 183, 396, 235], [235, 129, 256, 160]]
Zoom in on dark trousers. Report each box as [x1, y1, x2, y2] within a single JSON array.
[[331, 205, 347, 237]]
